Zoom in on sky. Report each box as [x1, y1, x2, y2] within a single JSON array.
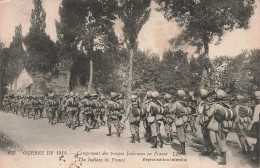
[[1, 0, 260, 59]]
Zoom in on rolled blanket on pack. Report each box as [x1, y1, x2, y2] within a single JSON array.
[[131, 108, 141, 117], [237, 106, 252, 118], [215, 107, 237, 121]]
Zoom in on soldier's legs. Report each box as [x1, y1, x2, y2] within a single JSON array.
[[150, 122, 158, 148], [144, 119, 151, 141], [107, 116, 112, 136], [215, 130, 228, 165], [33, 108, 37, 120], [201, 125, 215, 155], [176, 125, 186, 155], [39, 108, 43, 118], [112, 118, 122, 136], [47, 110, 52, 123], [235, 124, 250, 153]]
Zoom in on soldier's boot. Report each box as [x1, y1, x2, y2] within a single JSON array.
[[151, 136, 157, 148], [158, 133, 164, 148], [107, 127, 111, 136], [170, 133, 174, 143], [178, 142, 186, 155], [218, 152, 226, 165], [202, 149, 212, 156], [245, 140, 251, 153], [130, 135, 135, 143], [146, 133, 151, 142], [72, 121, 76, 130], [137, 133, 140, 143], [167, 133, 171, 143], [77, 119, 81, 127], [241, 144, 247, 154], [252, 142, 259, 162]]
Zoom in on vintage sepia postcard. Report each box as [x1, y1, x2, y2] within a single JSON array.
[[0, 0, 259, 168]]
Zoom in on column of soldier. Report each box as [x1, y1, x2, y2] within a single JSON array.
[[2, 89, 259, 165]]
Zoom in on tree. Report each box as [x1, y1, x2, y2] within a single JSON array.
[[23, 0, 57, 94], [56, 0, 118, 93], [9, 24, 26, 90], [157, 0, 255, 89], [160, 50, 191, 93], [118, 0, 151, 109], [56, 0, 87, 92], [248, 49, 260, 90], [0, 43, 10, 108], [78, 0, 117, 92], [133, 50, 161, 92]]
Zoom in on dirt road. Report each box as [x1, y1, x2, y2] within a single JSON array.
[[0, 111, 258, 168]]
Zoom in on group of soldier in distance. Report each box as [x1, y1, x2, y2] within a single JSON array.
[[2, 88, 260, 165]]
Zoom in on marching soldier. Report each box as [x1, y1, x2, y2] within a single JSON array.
[[141, 91, 153, 142], [31, 95, 40, 120], [248, 91, 260, 162], [172, 90, 189, 155], [3, 95, 11, 112], [64, 92, 79, 130], [233, 95, 252, 154], [46, 93, 58, 125], [186, 91, 197, 134], [91, 94, 101, 128], [38, 95, 45, 119], [24, 95, 32, 118], [124, 93, 142, 143], [146, 91, 164, 148], [106, 92, 124, 137], [98, 96, 106, 126], [80, 92, 93, 131], [75, 93, 81, 127], [197, 89, 216, 156], [208, 89, 235, 165], [18, 95, 26, 117], [163, 93, 175, 143], [11, 95, 18, 114]]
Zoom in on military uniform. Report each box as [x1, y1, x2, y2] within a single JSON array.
[[31, 96, 40, 120], [46, 94, 59, 125], [141, 91, 153, 142], [125, 94, 141, 143], [163, 94, 175, 143], [91, 94, 102, 128], [11, 95, 18, 114], [146, 91, 164, 148], [171, 90, 190, 155], [80, 92, 94, 131], [197, 89, 216, 156], [3, 96, 11, 112], [38, 96, 45, 119], [233, 95, 252, 154], [18, 96, 26, 117], [248, 91, 260, 162], [106, 92, 123, 137], [207, 89, 235, 165], [64, 92, 78, 130], [24, 96, 32, 118], [98, 96, 106, 126]]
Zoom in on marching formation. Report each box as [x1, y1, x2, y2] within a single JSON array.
[[2, 89, 260, 165]]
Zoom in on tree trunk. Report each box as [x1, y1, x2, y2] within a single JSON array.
[[200, 38, 209, 89], [88, 58, 93, 92], [127, 49, 134, 114], [66, 71, 71, 93], [10, 84, 12, 92], [15, 78, 17, 90]]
